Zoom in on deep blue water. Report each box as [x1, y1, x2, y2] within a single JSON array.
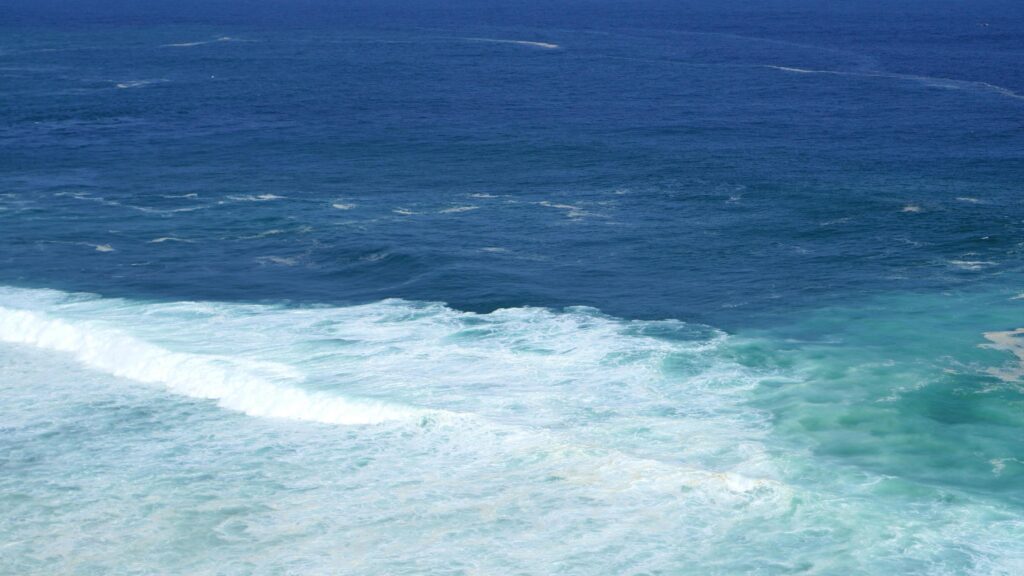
[[1, 1, 1023, 574]]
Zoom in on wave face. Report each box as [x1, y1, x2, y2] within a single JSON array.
[[2, 286, 1023, 574]]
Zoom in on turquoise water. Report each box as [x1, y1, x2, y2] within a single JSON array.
[[2, 1, 1024, 573], [1, 281, 1022, 574]]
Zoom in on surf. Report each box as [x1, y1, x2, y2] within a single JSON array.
[[0, 300, 429, 426]]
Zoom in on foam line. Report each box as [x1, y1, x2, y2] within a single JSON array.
[[982, 328, 1024, 382], [465, 37, 560, 49], [763, 65, 1024, 101], [162, 36, 236, 48], [0, 306, 427, 425]]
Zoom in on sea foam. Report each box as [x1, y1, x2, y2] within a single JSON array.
[[0, 286, 784, 505], [162, 36, 237, 48], [465, 37, 560, 50], [0, 288, 761, 447], [114, 79, 167, 89], [763, 65, 1024, 101], [0, 305, 426, 425], [226, 194, 285, 202], [982, 328, 1024, 382]]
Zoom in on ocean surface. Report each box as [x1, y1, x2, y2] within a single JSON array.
[[1, 1, 1023, 574]]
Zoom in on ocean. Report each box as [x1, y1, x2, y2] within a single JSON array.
[[1, 1, 1023, 573]]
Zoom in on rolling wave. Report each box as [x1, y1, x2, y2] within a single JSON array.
[[0, 287, 756, 442], [0, 286, 780, 501], [0, 303, 429, 426]]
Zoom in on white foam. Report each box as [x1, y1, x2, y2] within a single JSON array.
[[949, 260, 996, 271], [538, 200, 588, 219], [255, 255, 299, 266], [989, 458, 1023, 475], [982, 328, 1024, 382], [63, 192, 206, 215], [0, 305, 423, 425], [766, 65, 816, 74], [763, 65, 1024, 101], [534, 442, 785, 502], [93, 244, 115, 252], [439, 205, 478, 213], [144, 206, 206, 214], [148, 237, 195, 244], [239, 229, 285, 239], [819, 217, 852, 226], [466, 37, 560, 49], [0, 284, 800, 533], [64, 193, 123, 208], [114, 79, 166, 89], [162, 36, 236, 48], [901, 204, 923, 213], [226, 194, 285, 202], [0, 288, 753, 440], [331, 203, 356, 210]]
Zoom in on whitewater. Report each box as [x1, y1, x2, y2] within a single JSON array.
[[2, 286, 1022, 574]]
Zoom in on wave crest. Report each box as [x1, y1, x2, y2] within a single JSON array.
[[0, 305, 427, 425]]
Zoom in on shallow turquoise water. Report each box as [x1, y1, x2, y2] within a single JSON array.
[[1, 281, 1021, 574]]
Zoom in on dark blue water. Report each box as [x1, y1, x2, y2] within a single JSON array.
[[2, 2, 1023, 573], [3, 1, 1023, 325]]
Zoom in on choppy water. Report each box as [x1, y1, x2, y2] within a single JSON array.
[[1, 1, 1023, 574]]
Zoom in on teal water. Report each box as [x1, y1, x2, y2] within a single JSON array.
[[1, 280, 1022, 574]]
